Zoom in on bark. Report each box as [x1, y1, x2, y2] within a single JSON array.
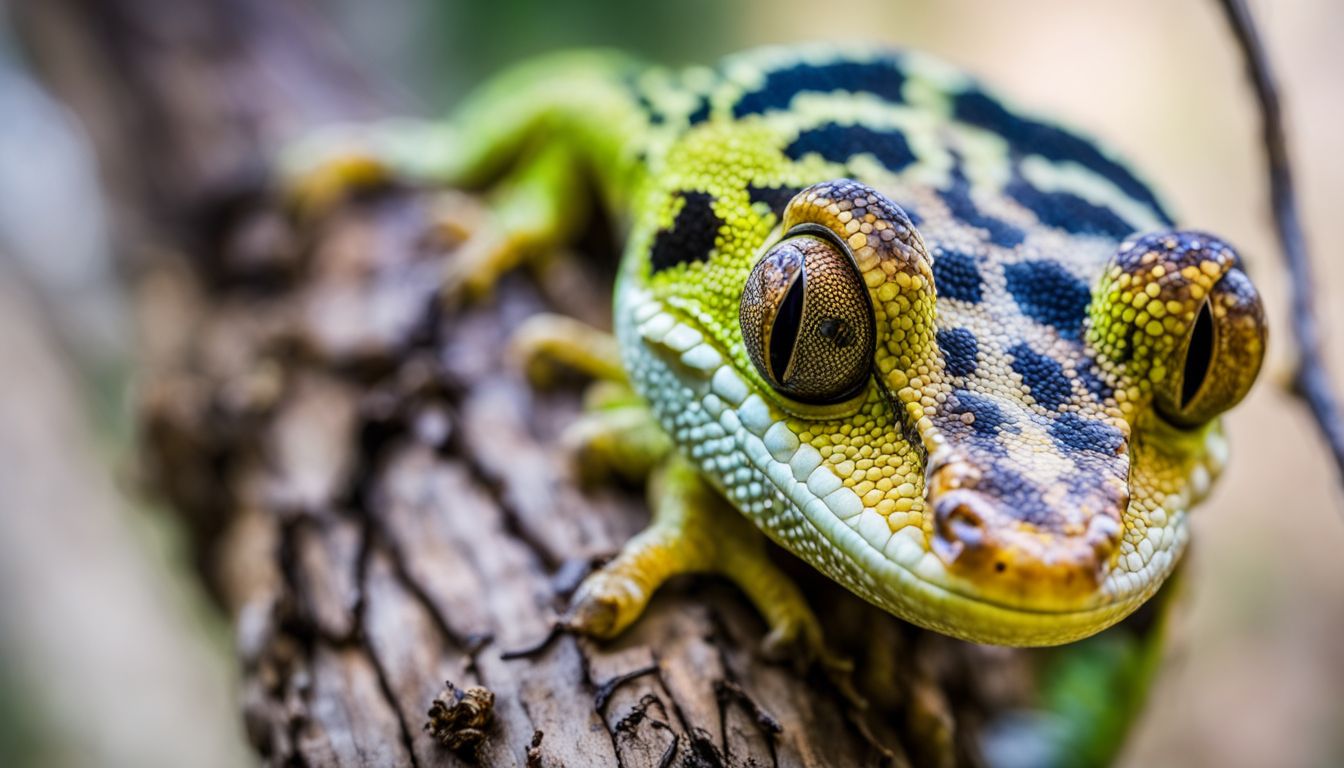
[[13, 1, 1043, 765]]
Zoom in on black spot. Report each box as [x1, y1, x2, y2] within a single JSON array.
[[747, 184, 802, 219], [638, 93, 664, 125], [734, 58, 906, 118], [1006, 177, 1136, 240], [947, 390, 1014, 439], [1004, 261, 1092, 338], [952, 87, 1173, 224], [784, 124, 915, 173], [939, 162, 1025, 248], [1049, 413, 1126, 455], [1009, 343, 1073, 410], [978, 466, 1051, 526], [931, 249, 984, 303], [650, 191, 722, 273], [622, 75, 665, 126], [687, 97, 711, 125], [938, 328, 979, 378]]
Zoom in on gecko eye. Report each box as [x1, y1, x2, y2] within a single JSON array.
[[739, 233, 875, 404], [1154, 267, 1266, 427]]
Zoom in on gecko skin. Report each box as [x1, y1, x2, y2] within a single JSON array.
[[290, 45, 1266, 648]]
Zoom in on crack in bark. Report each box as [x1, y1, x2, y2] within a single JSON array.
[[634, 650, 693, 748], [613, 694, 680, 767], [594, 664, 661, 714], [707, 608, 780, 768], [452, 426, 566, 574], [714, 680, 783, 738], [372, 505, 482, 655], [498, 621, 570, 662], [359, 606, 423, 768]]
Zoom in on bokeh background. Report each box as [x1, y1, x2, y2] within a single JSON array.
[[0, 1, 1340, 766]]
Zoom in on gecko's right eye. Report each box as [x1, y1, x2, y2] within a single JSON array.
[[739, 234, 875, 404]]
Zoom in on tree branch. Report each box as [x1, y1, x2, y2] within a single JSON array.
[[1216, 0, 1344, 486]]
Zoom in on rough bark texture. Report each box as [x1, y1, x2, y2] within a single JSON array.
[[14, 1, 1046, 765]]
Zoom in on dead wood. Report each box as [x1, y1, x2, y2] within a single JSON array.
[[12, 1, 1054, 765]]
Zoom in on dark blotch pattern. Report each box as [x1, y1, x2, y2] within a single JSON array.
[[622, 75, 666, 126], [637, 93, 664, 125], [650, 191, 722, 273], [978, 467, 1051, 526], [747, 184, 802, 219], [784, 124, 916, 173], [1006, 177, 1136, 240], [1004, 261, 1092, 338], [687, 97, 711, 125], [1009, 343, 1073, 410], [939, 162, 1026, 248], [931, 249, 984, 303], [938, 328, 979, 378], [952, 87, 1172, 223], [1076, 363, 1113, 401], [1050, 413, 1126, 455], [947, 390, 1015, 439], [734, 58, 905, 118]]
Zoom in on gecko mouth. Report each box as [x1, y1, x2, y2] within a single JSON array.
[[626, 291, 1181, 644], [929, 486, 1124, 612]]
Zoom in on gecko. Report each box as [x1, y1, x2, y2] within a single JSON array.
[[286, 44, 1266, 657]]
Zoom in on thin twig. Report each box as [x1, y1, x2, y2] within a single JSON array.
[[1216, 0, 1344, 486]]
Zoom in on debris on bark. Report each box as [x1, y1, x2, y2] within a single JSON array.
[[425, 681, 496, 760]]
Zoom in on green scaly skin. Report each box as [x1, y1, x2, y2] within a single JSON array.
[[284, 40, 1265, 673]]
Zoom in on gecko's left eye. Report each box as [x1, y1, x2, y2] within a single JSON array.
[[1153, 266, 1266, 426], [739, 233, 875, 404]]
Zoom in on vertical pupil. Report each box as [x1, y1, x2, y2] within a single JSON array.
[[1181, 301, 1215, 408], [768, 272, 805, 382]]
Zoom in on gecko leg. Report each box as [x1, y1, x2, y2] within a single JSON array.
[[510, 314, 670, 483], [279, 119, 458, 216], [510, 312, 626, 386], [281, 53, 645, 302], [282, 125, 586, 303], [561, 406, 673, 486], [437, 142, 585, 302], [509, 317, 836, 665], [568, 455, 834, 668]]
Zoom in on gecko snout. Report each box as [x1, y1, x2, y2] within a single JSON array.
[[929, 471, 1124, 610]]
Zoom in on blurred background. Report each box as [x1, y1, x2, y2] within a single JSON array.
[[0, 1, 1339, 765]]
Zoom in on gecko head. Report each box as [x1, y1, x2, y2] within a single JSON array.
[[724, 180, 1266, 644]]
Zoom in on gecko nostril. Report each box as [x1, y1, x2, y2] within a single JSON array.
[[932, 491, 996, 563], [928, 479, 1121, 605], [943, 504, 984, 542]]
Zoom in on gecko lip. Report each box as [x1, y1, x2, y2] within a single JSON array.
[[929, 468, 1125, 611], [625, 291, 1176, 643]]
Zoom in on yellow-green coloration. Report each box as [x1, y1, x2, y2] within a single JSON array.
[[284, 44, 1267, 649], [1088, 232, 1266, 428]]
